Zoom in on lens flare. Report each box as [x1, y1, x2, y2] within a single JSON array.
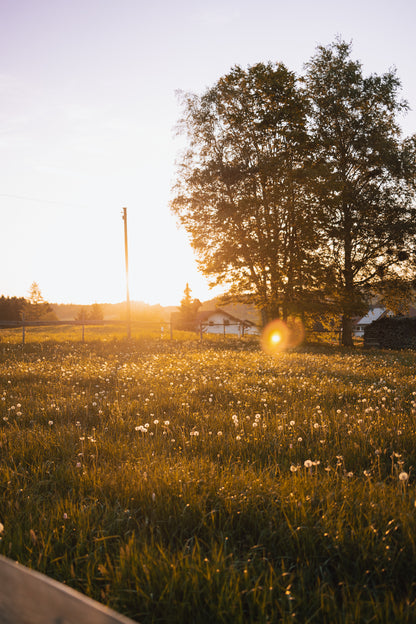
[[270, 331, 282, 345], [261, 318, 305, 354]]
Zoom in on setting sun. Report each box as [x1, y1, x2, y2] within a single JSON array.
[[261, 318, 305, 354], [270, 331, 282, 344], [261, 320, 289, 353]]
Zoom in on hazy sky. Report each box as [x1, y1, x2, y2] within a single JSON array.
[[1, 0, 415, 305]]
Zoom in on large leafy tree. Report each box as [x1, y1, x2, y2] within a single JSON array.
[[304, 39, 416, 345], [171, 63, 320, 323], [171, 44, 416, 340]]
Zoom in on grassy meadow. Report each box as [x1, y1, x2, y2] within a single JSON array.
[[1, 327, 416, 622]]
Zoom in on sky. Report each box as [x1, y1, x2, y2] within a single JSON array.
[[1, 0, 416, 306]]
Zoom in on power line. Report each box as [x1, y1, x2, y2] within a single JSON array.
[[0, 193, 87, 208], [122, 207, 131, 339]]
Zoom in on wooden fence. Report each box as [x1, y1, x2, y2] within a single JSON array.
[[0, 319, 172, 344], [0, 319, 346, 346], [0, 319, 258, 344]]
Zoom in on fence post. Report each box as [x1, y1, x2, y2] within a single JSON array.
[[22, 313, 25, 346], [223, 321, 226, 337], [169, 321, 173, 340], [79, 311, 86, 343], [200, 323, 203, 341]]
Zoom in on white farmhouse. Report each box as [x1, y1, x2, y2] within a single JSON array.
[[353, 307, 388, 338], [197, 309, 259, 335]]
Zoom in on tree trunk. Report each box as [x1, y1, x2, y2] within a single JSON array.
[[341, 314, 354, 346], [260, 308, 269, 327], [260, 304, 280, 327], [342, 199, 354, 347]]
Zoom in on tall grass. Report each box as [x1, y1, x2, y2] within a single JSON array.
[[1, 331, 416, 622]]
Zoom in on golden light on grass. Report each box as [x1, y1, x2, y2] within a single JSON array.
[[261, 318, 305, 353]]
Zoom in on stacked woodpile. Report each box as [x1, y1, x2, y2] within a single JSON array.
[[364, 317, 416, 349]]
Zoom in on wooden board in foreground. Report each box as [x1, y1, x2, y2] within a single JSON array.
[[0, 555, 137, 624]]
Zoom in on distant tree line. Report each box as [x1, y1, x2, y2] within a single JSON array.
[[0, 283, 105, 323], [0, 290, 166, 325], [0, 283, 57, 322], [171, 39, 416, 345], [75, 303, 104, 322], [0, 296, 26, 322]]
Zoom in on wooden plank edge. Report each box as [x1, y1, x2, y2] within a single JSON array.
[[0, 555, 138, 624]]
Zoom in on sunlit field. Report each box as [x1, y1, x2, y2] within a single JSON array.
[[1, 328, 416, 623]]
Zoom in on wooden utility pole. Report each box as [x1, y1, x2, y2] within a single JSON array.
[[122, 207, 131, 339]]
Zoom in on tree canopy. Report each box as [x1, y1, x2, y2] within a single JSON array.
[[171, 39, 416, 344]]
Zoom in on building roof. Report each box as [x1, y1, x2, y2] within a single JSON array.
[[195, 308, 256, 326], [355, 307, 388, 326]]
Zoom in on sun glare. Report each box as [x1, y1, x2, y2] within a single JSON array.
[[270, 331, 282, 344], [261, 318, 305, 354]]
